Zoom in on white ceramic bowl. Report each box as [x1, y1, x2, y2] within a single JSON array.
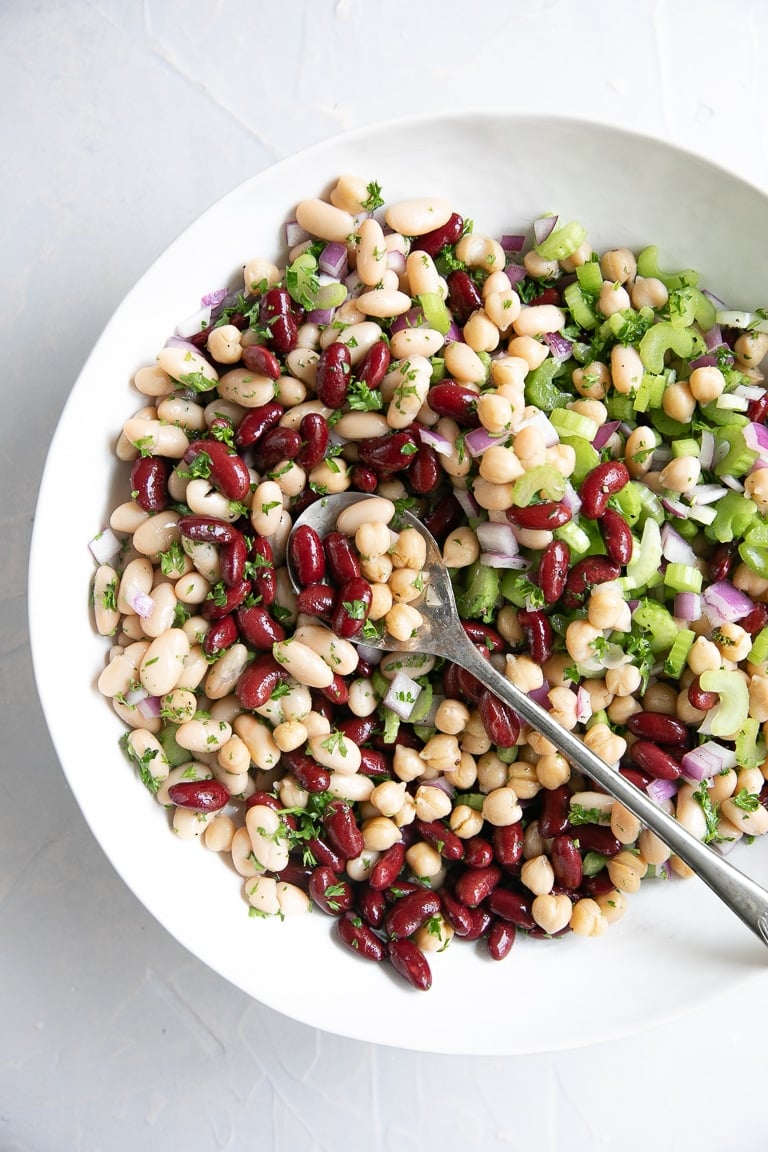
[[29, 112, 768, 1055]]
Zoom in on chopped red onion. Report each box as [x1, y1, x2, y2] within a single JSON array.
[[591, 420, 621, 451], [424, 774, 455, 798], [721, 474, 744, 491], [383, 672, 423, 721], [703, 323, 724, 350], [127, 589, 155, 619], [464, 426, 506, 457], [533, 215, 558, 246], [500, 234, 525, 253], [735, 384, 766, 401], [201, 288, 228, 309], [164, 335, 206, 357], [285, 219, 311, 247], [543, 331, 573, 361], [307, 307, 335, 325], [661, 522, 697, 565], [355, 643, 383, 667], [661, 497, 688, 519], [674, 591, 702, 621], [528, 683, 552, 708], [689, 354, 718, 370], [476, 522, 519, 556], [318, 242, 348, 279], [561, 482, 582, 517], [137, 694, 162, 720], [453, 487, 480, 520], [387, 249, 406, 276], [702, 580, 754, 625], [480, 552, 530, 569], [703, 288, 728, 311], [390, 307, 426, 335], [123, 684, 149, 707], [344, 270, 365, 300], [516, 409, 559, 447], [646, 778, 678, 805], [743, 421, 768, 459], [417, 425, 453, 457], [699, 429, 716, 470], [504, 263, 526, 287], [681, 741, 737, 782], [89, 527, 122, 564], [690, 484, 728, 505], [575, 686, 592, 724], [445, 320, 464, 343]]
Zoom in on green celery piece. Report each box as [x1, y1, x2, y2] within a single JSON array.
[[554, 519, 593, 556], [699, 401, 749, 428], [419, 292, 451, 335], [564, 281, 598, 330], [371, 667, 390, 700], [745, 521, 768, 547], [664, 629, 696, 677], [737, 543, 768, 580], [157, 724, 190, 768], [663, 563, 703, 594], [456, 561, 500, 622], [633, 372, 667, 413], [408, 681, 433, 724], [549, 408, 599, 440], [524, 358, 571, 411], [512, 464, 566, 507], [380, 706, 401, 745], [636, 245, 699, 291], [611, 480, 643, 526], [671, 438, 700, 458], [535, 219, 587, 261], [699, 669, 749, 737], [632, 599, 679, 654], [639, 322, 704, 374], [713, 426, 758, 478], [575, 260, 603, 297], [605, 394, 636, 422], [650, 408, 690, 438], [285, 251, 320, 310], [705, 490, 758, 543], [624, 518, 662, 592], [735, 717, 764, 771], [748, 625, 768, 666]]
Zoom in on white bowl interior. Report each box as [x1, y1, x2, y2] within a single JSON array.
[[29, 112, 768, 1055]]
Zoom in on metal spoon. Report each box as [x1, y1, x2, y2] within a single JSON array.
[[288, 491, 768, 948]]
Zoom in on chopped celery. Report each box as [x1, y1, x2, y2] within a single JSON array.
[[663, 629, 696, 677], [667, 285, 716, 332], [157, 724, 191, 768], [699, 669, 750, 737], [512, 464, 566, 507], [535, 219, 587, 261], [633, 372, 666, 413], [671, 438, 700, 458], [419, 292, 451, 335], [713, 426, 758, 478], [705, 490, 758, 543], [559, 436, 600, 485], [748, 626, 768, 666], [735, 717, 764, 771], [663, 563, 703, 594], [497, 745, 519, 764], [524, 358, 570, 411], [456, 561, 500, 622], [650, 408, 690, 438], [549, 408, 599, 441], [635, 484, 665, 526], [371, 668, 390, 700], [636, 245, 699, 291], [409, 680, 433, 724], [632, 598, 678, 654], [554, 519, 593, 556], [564, 281, 598, 329], [429, 356, 446, 382], [744, 522, 768, 547], [575, 259, 603, 297], [380, 706, 400, 744], [605, 394, 636, 422], [639, 322, 705, 374], [611, 481, 644, 526], [623, 518, 662, 591], [698, 401, 749, 428], [738, 542, 768, 580]]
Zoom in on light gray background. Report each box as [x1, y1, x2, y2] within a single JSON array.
[[5, 2, 768, 1149]]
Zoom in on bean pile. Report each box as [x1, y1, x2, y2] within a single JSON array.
[[92, 174, 768, 990]]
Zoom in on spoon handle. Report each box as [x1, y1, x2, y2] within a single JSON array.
[[457, 633, 768, 946]]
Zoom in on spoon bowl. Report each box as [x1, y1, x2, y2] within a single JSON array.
[[289, 491, 768, 948]]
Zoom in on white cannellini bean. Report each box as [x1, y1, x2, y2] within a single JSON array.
[[157, 345, 219, 388], [292, 624, 359, 677], [138, 628, 190, 696], [308, 731, 362, 775], [335, 496, 395, 535], [246, 804, 290, 872], [272, 638, 335, 688], [384, 196, 453, 236]]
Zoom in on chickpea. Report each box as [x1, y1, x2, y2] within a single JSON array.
[[434, 698, 471, 735], [659, 454, 701, 495], [572, 360, 609, 399], [355, 520, 391, 558], [449, 803, 484, 839], [713, 622, 751, 663], [596, 888, 628, 923], [385, 603, 423, 641], [588, 583, 632, 632], [607, 850, 647, 893], [476, 750, 509, 794], [484, 289, 522, 332], [442, 525, 481, 568], [368, 582, 393, 621], [513, 424, 547, 470], [606, 694, 642, 725], [734, 330, 768, 366], [745, 469, 768, 515], [733, 561, 768, 600], [414, 784, 452, 823], [479, 444, 524, 484], [662, 382, 696, 424], [405, 841, 443, 880], [445, 750, 478, 791], [686, 635, 721, 675], [641, 680, 678, 716], [624, 425, 658, 477], [688, 364, 726, 403], [630, 275, 668, 309], [570, 898, 608, 937], [506, 335, 549, 371], [610, 801, 642, 845], [583, 722, 627, 765], [521, 854, 555, 896], [535, 752, 571, 790], [526, 731, 557, 756], [523, 249, 559, 279], [390, 527, 427, 571], [420, 733, 461, 775], [749, 675, 768, 723], [505, 653, 544, 693], [637, 827, 671, 867], [569, 398, 608, 426], [600, 247, 637, 285], [496, 605, 523, 647], [531, 893, 573, 934], [610, 344, 644, 395], [565, 619, 604, 663], [206, 324, 243, 364], [605, 663, 642, 699], [560, 239, 592, 271], [370, 779, 408, 818], [463, 310, 501, 353], [597, 280, 631, 317], [548, 685, 579, 730]]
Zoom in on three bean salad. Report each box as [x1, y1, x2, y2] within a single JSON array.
[[90, 174, 768, 990]]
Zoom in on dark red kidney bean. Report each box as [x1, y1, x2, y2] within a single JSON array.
[[357, 430, 419, 472], [316, 341, 352, 408], [387, 939, 432, 990], [384, 889, 441, 939], [462, 906, 493, 942], [507, 501, 571, 530], [454, 864, 502, 908], [319, 673, 349, 706], [178, 514, 237, 545], [446, 269, 483, 325], [493, 824, 523, 870], [439, 889, 474, 937], [296, 413, 329, 471], [202, 579, 250, 620], [478, 690, 521, 747], [423, 492, 464, 542], [245, 789, 282, 811], [349, 464, 379, 493], [324, 531, 362, 584], [236, 653, 289, 709], [550, 834, 583, 891], [426, 381, 480, 427], [619, 766, 653, 791], [337, 912, 386, 962], [260, 287, 298, 355], [356, 339, 391, 389], [579, 460, 630, 519], [411, 212, 464, 257], [454, 664, 485, 704], [358, 747, 389, 777], [306, 836, 344, 871], [167, 779, 229, 812], [538, 538, 570, 605], [249, 537, 275, 606], [461, 620, 505, 652], [281, 749, 331, 794], [183, 439, 251, 501], [369, 843, 406, 891], [289, 524, 326, 587], [708, 541, 736, 583], [517, 608, 553, 664], [462, 836, 494, 869], [687, 675, 718, 711], [600, 507, 633, 566], [414, 820, 465, 862], [220, 532, 248, 588], [562, 556, 621, 609], [630, 739, 682, 781], [580, 870, 616, 898], [310, 692, 334, 725], [538, 784, 571, 838], [235, 402, 283, 450], [309, 866, 353, 916], [241, 342, 281, 380], [332, 577, 372, 639], [486, 887, 536, 930], [442, 661, 462, 699], [529, 285, 561, 307], [337, 714, 379, 745], [357, 885, 387, 929], [487, 919, 516, 961], [203, 614, 238, 658], [384, 880, 421, 903], [626, 711, 689, 746], [130, 456, 168, 512], [570, 824, 622, 857], [748, 393, 768, 423], [740, 602, 768, 636], [254, 426, 302, 469], [296, 583, 335, 622], [236, 604, 285, 649], [409, 444, 441, 493], [323, 801, 365, 861]]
